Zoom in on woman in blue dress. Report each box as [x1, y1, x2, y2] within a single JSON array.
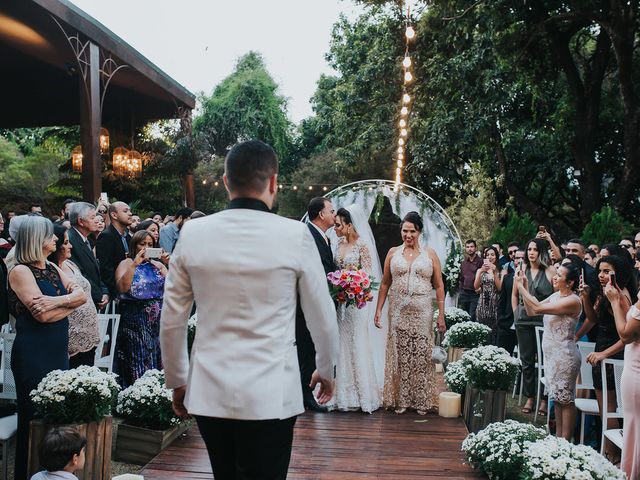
[[115, 230, 167, 387], [8, 216, 86, 480]]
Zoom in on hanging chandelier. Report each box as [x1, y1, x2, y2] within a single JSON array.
[[112, 146, 128, 175], [99, 128, 110, 155], [71, 145, 83, 172], [125, 149, 143, 178]]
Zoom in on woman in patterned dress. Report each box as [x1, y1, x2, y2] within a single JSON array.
[[114, 230, 167, 388], [48, 224, 101, 367], [474, 246, 502, 344], [515, 262, 582, 440], [374, 212, 446, 415], [326, 205, 382, 413]]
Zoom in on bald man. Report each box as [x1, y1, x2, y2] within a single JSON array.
[[96, 201, 133, 297]]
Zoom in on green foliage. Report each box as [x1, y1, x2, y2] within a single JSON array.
[[582, 206, 633, 246], [490, 210, 538, 250], [446, 163, 503, 248], [194, 52, 296, 173], [0, 136, 68, 210], [193, 155, 227, 214]]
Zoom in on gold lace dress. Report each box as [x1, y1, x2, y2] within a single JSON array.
[[383, 245, 438, 411]]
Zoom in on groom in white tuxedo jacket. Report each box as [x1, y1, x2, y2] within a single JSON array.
[[160, 140, 339, 480]]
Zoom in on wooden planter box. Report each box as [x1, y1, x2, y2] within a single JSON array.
[[114, 420, 191, 464], [463, 386, 507, 434], [447, 347, 466, 364], [28, 416, 112, 480]]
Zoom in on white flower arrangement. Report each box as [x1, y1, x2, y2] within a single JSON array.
[[444, 360, 468, 394], [462, 345, 520, 391], [433, 306, 471, 331], [30, 366, 120, 424], [443, 245, 464, 296], [116, 369, 180, 430], [442, 321, 492, 348], [521, 436, 626, 480], [462, 420, 547, 480]]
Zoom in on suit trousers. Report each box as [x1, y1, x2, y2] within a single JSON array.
[[458, 291, 480, 322], [497, 328, 518, 357], [196, 415, 297, 480], [295, 309, 316, 397]]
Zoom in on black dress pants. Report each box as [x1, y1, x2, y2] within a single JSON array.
[[295, 310, 316, 397], [196, 415, 297, 480]]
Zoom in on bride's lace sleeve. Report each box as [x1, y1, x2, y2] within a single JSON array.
[[358, 240, 373, 273]]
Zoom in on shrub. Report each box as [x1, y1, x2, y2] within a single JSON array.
[[489, 209, 537, 250], [582, 205, 633, 246], [442, 321, 492, 348]]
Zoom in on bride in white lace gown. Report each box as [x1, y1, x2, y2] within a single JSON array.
[[326, 204, 383, 413]]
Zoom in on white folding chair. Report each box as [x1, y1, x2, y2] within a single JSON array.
[[511, 345, 524, 405], [575, 341, 599, 444], [94, 314, 121, 373], [0, 332, 18, 480], [534, 326, 547, 426], [600, 358, 624, 455]]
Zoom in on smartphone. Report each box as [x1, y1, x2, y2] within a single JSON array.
[[610, 272, 618, 288], [538, 225, 546, 233], [146, 247, 162, 259]]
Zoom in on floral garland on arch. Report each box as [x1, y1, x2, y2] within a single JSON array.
[[442, 244, 463, 296]]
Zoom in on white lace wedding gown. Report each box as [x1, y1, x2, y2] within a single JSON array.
[[327, 237, 382, 413]]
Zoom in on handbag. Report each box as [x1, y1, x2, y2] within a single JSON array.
[[431, 345, 447, 364]]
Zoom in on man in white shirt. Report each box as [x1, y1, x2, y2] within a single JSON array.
[[161, 140, 339, 479]]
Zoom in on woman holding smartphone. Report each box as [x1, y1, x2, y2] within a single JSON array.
[[576, 255, 632, 462], [512, 237, 556, 416], [114, 230, 167, 387], [474, 246, 502, 345]]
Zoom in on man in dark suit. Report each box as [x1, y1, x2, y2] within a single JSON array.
[[296, 197, 337, 412], [96, 201, 133, 298], [68, 202, 110, 310]]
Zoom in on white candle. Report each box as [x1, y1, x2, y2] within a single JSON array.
[[439, 391, 461, 418]]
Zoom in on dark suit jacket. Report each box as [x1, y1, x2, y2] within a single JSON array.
[[96, 225, 131, 297], [307, 223, 336, 275], [68, 227, 108, 306]]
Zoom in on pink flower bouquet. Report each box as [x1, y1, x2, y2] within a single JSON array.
[[327, 266, 379, 309]]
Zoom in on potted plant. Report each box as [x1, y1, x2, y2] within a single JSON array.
[[442, 321, 491, 363], [28, 365, 120, 480], [520, 436, 625, 480], [433, 306, 471, 331], [460, 346, 520, 433], [462, 420, 546, 479], [114, 369, 190, 464], [443, 360, 468, 396]]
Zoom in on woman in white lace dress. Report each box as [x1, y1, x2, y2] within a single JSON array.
[[48, 224, 101, 368], [326, 205, 382, 413], [515, 262, 582, 440]]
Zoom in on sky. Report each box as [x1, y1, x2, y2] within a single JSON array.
[[69, 0, 365, 123]]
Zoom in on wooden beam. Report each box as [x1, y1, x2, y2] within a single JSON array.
[[79, 41, 101, 203]]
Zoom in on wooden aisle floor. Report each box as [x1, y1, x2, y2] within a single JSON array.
[[140, 410, 484, 479]]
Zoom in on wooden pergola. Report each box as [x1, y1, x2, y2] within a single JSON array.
[[0, 0, 196, 205]]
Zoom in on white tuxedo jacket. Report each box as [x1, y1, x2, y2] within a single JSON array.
[[160, 205, 339, 420]]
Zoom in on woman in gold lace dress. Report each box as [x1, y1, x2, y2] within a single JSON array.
[[374, 212, 447, 414]]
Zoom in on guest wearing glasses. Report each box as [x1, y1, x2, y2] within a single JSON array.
[[620, 237, 636, 261]]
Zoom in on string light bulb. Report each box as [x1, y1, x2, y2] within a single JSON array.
[[401, 106, 409, 116], [322, 186, 328, 191], [202, 179, 207, 185], [293, 185, 298, 190], [399, 119, 407, 128], [398, 138, 405, 146], [400, 128, 408, 137], [308, 186, 313, 190], [397, 160, 403, 167], [405, 26, 415, 40], [403, 93, 411, 104], [402, 56, 412, 68], [404, 71, 413, 83], [214, 181, 219, 186], [397, 146, 404, 153]]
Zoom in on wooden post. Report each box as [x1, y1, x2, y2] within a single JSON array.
[[79, 42, 102, 203]]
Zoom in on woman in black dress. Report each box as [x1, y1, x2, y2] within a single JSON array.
[[8, 216, 86, 480]]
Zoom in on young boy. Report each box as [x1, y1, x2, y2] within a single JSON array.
[[30, 427, 86, 480]]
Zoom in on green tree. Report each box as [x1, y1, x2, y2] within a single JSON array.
[[582, 206, 633, 246], [446, 163, 503, 247], [194, 52, 296, 173]]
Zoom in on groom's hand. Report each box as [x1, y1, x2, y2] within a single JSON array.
[[172, 385, 190, 418], [309, 370, 335, 405]]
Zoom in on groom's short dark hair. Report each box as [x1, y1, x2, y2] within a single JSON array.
[[308, 197, 328, 221], [225, 140, 279, 194]]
